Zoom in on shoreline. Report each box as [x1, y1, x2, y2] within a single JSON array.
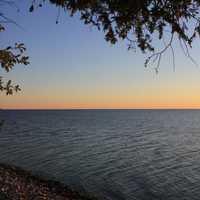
[[0, 163, 99, 200]]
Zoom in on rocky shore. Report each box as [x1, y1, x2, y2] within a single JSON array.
[[0, 164, 99, 200]]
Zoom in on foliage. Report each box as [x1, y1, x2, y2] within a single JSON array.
[[0, 7, 29, 95], [31, 0, 200, 70]]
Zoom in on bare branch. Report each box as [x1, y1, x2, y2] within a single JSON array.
[[145, 34, 174, 71]]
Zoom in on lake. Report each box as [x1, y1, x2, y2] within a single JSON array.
[[0, 109, 200, 200]]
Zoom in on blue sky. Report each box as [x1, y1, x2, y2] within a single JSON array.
[[1, 0, 200, 109]]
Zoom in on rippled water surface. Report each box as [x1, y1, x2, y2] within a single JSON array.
[[1, 110, 200, 200]]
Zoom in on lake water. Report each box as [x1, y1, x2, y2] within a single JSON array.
[[0, 109, 200, 200]]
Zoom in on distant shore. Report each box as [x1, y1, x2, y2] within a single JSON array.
[[0, 163, 99, 200]]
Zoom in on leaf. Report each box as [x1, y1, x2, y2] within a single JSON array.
[[29, 5, 34, 12]]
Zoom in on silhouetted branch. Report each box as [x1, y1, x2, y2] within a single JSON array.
[[145, 34, 174, 72]]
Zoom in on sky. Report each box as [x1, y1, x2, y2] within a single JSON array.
[[1, 1, 200, 109]]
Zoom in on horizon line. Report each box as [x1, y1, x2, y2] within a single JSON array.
[[1, 108, 200, 110]]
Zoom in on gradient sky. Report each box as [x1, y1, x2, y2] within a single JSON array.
[[1, 0, 200, 109]]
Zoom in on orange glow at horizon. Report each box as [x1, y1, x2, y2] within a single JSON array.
[[1, 65, 200, 110], [1, 89, 200, 109]]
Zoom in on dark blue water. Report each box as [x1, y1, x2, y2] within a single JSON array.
[[0, 109, 200, 200]]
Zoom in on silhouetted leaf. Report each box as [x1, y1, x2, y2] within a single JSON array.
[[29, 5, 34, 12]]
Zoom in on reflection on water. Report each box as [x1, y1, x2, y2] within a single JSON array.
[[0, 110, 200, 200]]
